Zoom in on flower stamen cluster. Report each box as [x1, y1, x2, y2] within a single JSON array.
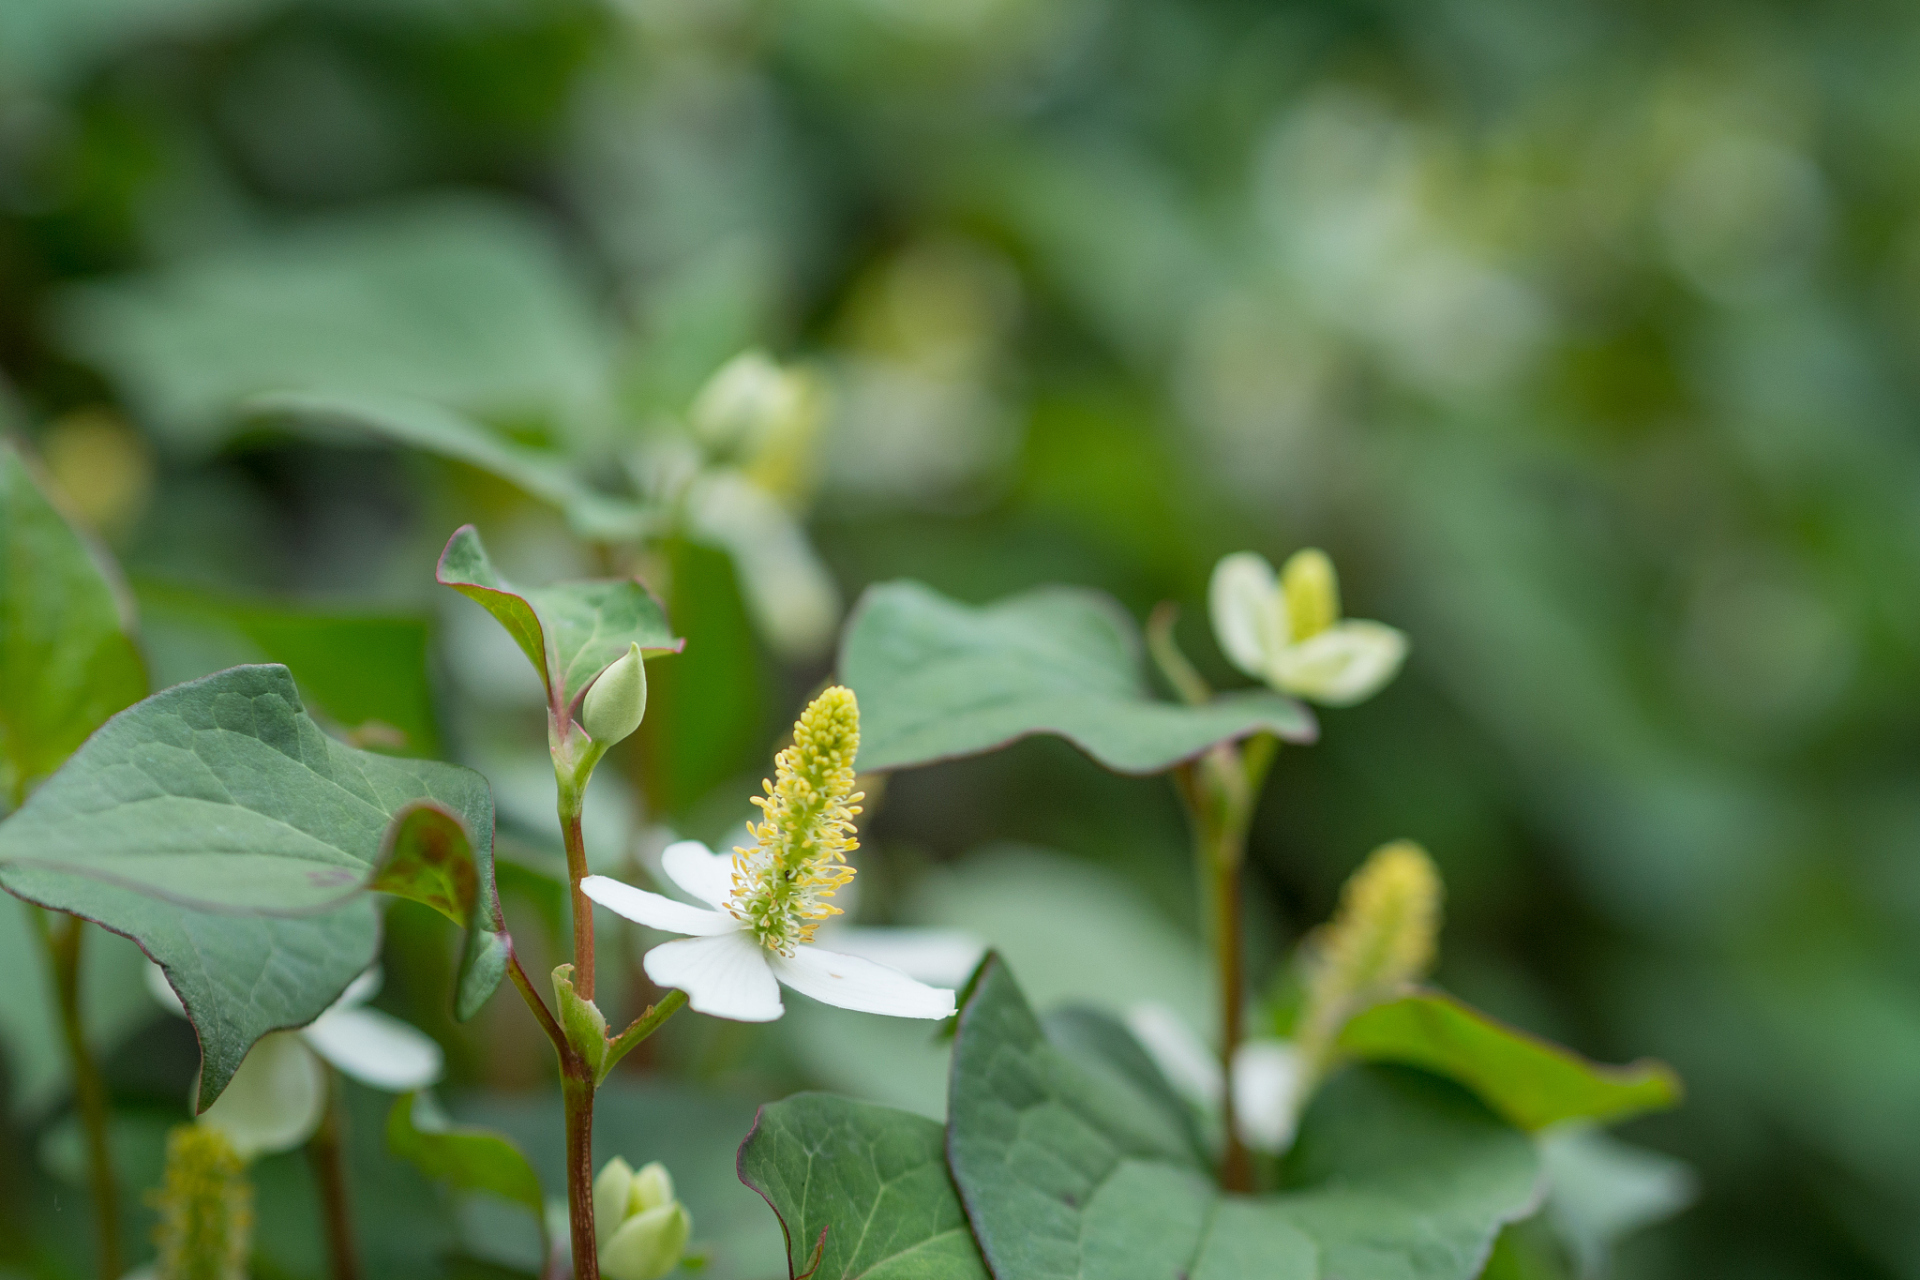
[[727, 686, 863, 955]]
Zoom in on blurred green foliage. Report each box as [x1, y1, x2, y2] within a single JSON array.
[[3, 0, 1917, 1275]]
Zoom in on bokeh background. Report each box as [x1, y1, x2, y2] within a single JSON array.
[[3, 0, 1917, 1275]]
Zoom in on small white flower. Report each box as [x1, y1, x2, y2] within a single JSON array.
[[148, 964, 443, 1159], [583, 840, 957, 1023], [1126, 1001, 1306, 1154], [1208, 548, 1408, 706]]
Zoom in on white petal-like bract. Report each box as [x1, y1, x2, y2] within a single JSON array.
[[1231, 1038, 1304, 1153], [770, 946, 957, 1019], [660, 840, 736, 909], [303, 1005, 444, 1092], [583, 875, 740, 936], [1209, 552, 1288, 678], [644, 932, 784, 1022], [1270, 619, 1408, 705], [197, 1031, 328, 1159], [813, 926, 986, 986], [1125, 1003, 1222, 1108]]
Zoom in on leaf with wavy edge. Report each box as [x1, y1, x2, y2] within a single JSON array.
[[0, 664, 495, 1106], [839, 581, 1315, 776]]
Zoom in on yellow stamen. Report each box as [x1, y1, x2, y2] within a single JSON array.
[[728, 686, 863, 955]]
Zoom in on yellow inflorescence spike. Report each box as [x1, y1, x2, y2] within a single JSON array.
[[1280, 548, 1341, 643], [152, 1125, 253, 1280], [1295, 840, 1443, 1078], [728, 686, 864, 955]]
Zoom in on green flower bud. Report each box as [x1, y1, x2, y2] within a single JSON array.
[[583, 642, 648, 747], [594, 1156, 636, 1237], [602, 1201, 693, 1280], [630, 1160, 675, 1214]]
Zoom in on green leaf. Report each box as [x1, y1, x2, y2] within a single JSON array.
[[369, 801, 509, 1022], [738, 1092, 990, 1280], [54, 196, 615, 451], [838, 581, 1316, 775], [0, 899, 151, 1116], [436, 525, 683, 713], [0, 439, 147, 805], [250, 391, 651, 542], [947, 955, 1543, 1280], [1336, 990, 1683, 1130], [0, 663, 494, 1106], [387, 1089, 549, 1247]]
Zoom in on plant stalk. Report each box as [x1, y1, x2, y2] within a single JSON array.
[[36, 909, 121, 1279], [562, 1063, 600, 1280], [558, 781, 596, 1001], [307, 1072, 360, 1280]]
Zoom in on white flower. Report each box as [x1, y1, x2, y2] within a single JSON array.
[[1126, 1002, 1306, 1154], [583, 840, 957, 1023], [1208, 548, 1408, 706], [148, 964, 443, 1159]]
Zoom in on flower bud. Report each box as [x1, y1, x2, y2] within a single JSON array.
[[594, 1156, 636, 1237], [596, 1157, 692, 1280], [583, 643, 648, 747], [601, 1202, 693, 1280], [631, 1160, 675, 1213]]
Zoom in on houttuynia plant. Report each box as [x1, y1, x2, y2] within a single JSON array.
[[0, 418, 1683, 1278]]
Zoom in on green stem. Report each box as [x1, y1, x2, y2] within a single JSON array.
[[1178, 734, 1279, 1195], [562, 1063, 600, 1280], [35, 909, 121, 1279], [307, 1072, 360, 1280], [558, 779, 596, 1002]]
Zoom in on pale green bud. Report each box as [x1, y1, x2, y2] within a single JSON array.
[[594, 1156, 636, 1236], [602, 1202, 692, 1280], [630, 1160, 675, 1214], [583, 643, 648, 747]]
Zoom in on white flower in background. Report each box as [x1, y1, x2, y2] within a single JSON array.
[[631, 350, 843, 659], [1208, 548, 1407, 706], [1126, 1003, 1306, 1153], [147, 964, 443, 1159], [583, 687, 957, 1023]]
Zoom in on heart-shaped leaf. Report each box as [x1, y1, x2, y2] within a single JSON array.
[[0, 664, 495, 1105], [1337, 990, 1682, 1131], [838, 581, 1316, 775], [738, 1092, 990, 1280], [946, 955, 1542, 1280], [369, 801, 508, 1022], [436, 524, 682, 714], [0, 440, 147, 805]]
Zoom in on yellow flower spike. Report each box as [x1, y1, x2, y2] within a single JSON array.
[[1280, 548, 1341, 643], [152, 1125, 253, 1280], [728, 686, 865, 955], [1296, 841, 1443, 1079]]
